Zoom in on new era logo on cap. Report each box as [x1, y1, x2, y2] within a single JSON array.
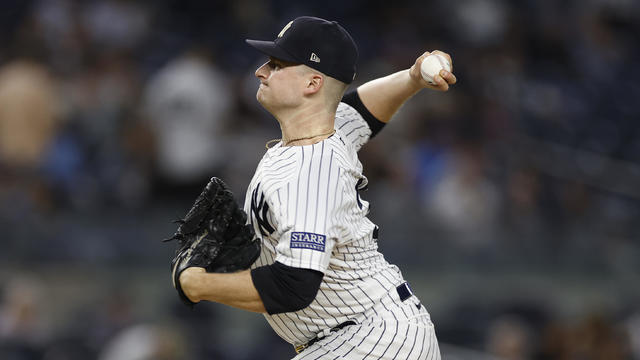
[[245, 16, 358, 84]]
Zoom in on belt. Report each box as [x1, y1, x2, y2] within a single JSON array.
[[294, 283, 414, 354], [396, 282, 413, 301], [295, 320, 356, 354]]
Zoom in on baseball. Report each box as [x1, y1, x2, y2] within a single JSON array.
[[420, 53, 451, 85]]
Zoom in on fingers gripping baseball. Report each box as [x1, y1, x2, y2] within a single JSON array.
[[410, 50, 457, 91]]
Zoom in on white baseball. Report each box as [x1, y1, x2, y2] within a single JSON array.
[[420, 53, 451, 85]]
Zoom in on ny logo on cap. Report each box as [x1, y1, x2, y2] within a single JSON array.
[[310, 53, 320, 63], [278, 21, 293, 38]]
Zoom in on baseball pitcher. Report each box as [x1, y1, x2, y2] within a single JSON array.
[[166, 16, 456, 359]]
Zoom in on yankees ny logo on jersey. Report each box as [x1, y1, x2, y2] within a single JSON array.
[[251, 183, 275, 237]]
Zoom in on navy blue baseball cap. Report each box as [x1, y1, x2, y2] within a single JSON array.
[[246, 16, 358, 84]]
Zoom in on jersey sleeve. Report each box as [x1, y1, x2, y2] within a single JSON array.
[[270, 144, 345, 273], [336, 90, 386, 152]]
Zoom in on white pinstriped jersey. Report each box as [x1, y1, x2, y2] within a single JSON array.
[[244, 102, 410, 346]]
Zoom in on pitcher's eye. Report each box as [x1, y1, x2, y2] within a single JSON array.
[[267, 58, 298, 70], [267, 60, 281, 70]]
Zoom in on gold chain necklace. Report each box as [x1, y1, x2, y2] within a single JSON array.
[[265, 129, 336, 149]]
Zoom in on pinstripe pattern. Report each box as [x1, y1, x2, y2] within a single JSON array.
[[293, 295, 441, 360], [335, 102, 372, 152], [244, 102, 439, 358]]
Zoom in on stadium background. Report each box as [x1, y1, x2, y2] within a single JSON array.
[[1, 0, 639, 359]]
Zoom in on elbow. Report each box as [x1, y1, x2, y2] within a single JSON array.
[[251, 262, 324, 315]]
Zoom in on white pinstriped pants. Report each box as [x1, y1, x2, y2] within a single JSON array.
[[292, 291, 441, 360]]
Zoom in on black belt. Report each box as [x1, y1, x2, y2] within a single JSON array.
[[294, 283, 414, 354], [295, 320, 356, 353], [396, 282, 413, 301]]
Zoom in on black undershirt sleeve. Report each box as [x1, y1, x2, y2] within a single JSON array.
[[250, 261, 324, 315], [341, 89, 386, 138]]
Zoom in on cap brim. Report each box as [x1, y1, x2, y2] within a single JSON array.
[[245, 39, 300, 63]]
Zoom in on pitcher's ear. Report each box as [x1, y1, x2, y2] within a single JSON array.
[[304, 74, 324, 95]]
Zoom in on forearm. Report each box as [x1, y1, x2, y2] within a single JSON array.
[[355, 51, 456, 124], [356, 69, 423, 123], [180, 268, 267, 313]]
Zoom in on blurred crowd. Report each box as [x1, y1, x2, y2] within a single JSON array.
[[1, 0, 639, 359]]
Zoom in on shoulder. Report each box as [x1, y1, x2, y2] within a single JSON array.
[[317, 134, 358, 170], [335, 102, 370, 138], [336, 101, 363, 121], [339, 90, 386, 138]]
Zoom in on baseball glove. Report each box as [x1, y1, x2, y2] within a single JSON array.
[[164, 177, 261, 306]]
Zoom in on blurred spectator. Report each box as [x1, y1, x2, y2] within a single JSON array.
[[539, 312, 632, 360], [446, 0, 510, 47], [0, 60, 59, 169], [98, 323, 189, 360], [485, 315, 533, 360], [143, 49, 232, 188], [500, 166, 554, 265], [423, 144, 501, 254], [32, 0, 84, 75], [627, 311, 640, 360], [81, 0, 150, 52], [567, 312, 631, 360], [0, 276, 49, 359]]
